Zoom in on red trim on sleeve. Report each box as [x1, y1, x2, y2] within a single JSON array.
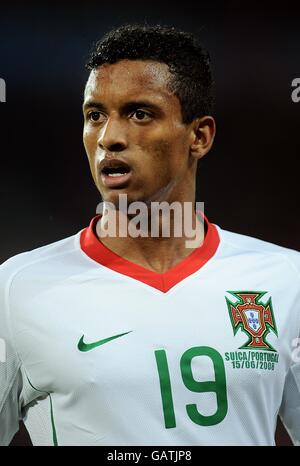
[[80, 214, 220, 293]]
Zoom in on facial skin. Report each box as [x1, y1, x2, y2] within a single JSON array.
[[82, 59, 216, 272], [83, 59, 216, 208]]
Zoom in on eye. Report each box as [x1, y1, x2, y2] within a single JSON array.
[[87, 111, 103, 122], [131, 110, 152, 121]]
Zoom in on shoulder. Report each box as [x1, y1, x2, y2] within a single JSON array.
[[0, 231, 83, 345], [216, 225, 300, 278], [0, 232, 80, 287]]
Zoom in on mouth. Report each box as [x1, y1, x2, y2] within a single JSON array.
[[100, 159, 132, 189]]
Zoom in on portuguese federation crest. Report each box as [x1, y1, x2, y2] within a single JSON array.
[[226, 291, 278, 351]]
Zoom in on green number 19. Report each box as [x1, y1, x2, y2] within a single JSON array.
[[155, 346, 228, 428]]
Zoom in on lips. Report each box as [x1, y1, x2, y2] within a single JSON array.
[[99, 159, 132, 188]]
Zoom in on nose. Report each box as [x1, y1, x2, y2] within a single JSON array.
[[98, 116, 127, 153]]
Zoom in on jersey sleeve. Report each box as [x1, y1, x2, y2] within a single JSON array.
[[279, 251, 300, 446], [279, 341, 300, 445], [0, 258, 23, 446]]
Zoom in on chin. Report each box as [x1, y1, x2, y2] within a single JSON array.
[[99, 190, 133, 209]]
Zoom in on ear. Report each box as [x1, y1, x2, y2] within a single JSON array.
[[189, 116, 216, 160]]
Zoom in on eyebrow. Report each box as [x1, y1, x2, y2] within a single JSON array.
[[82, 101, 107, 112], [82, 99, 163, 115]]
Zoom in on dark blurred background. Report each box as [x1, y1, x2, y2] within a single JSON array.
[[1, 0, 299, 446]]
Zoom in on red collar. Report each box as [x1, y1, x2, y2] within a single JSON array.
[[80, 215, 220, 293]]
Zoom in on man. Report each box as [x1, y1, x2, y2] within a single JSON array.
[[0, 24, 299, 446]]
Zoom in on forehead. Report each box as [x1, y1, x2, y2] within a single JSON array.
[[84, 60, 175, 103]]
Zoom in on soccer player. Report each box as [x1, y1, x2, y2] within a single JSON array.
[[1, 24, 300, 446]]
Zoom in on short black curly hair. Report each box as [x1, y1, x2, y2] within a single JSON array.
[[86, 24, 214, 123]]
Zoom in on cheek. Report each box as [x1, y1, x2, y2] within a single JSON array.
[[83, 129, 97, 156], [83, 130, 98, 175], [83, 127, 99, 153], [136, 139, 169, 177], [151, 139, 173, 162], [136, 122, 189, 165], [143, 137, 188, 176]]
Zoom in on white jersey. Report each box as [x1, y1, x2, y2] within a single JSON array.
[[0, 216, 300, 446]]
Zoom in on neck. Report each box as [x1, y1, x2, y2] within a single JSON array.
[[96, 201, 205, 273]]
